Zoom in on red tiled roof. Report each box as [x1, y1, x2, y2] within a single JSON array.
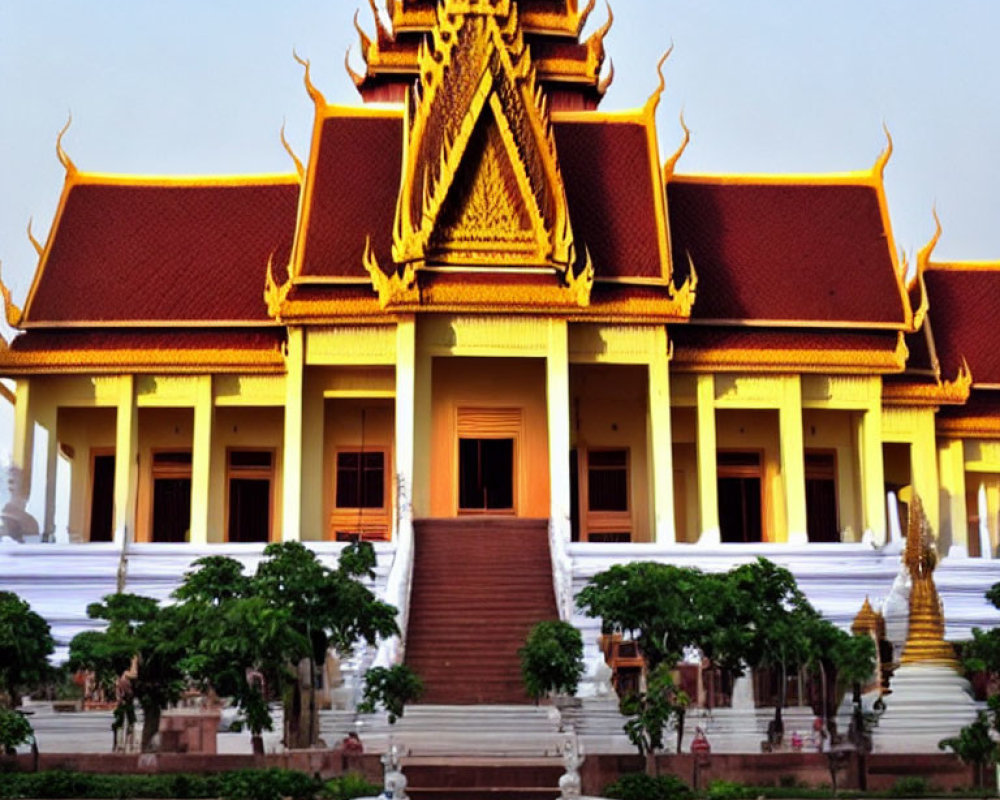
[[298, 114, 403, 280], [924, 267, 1000, 385], [25, 180, 299, 325], [554, 119, 665, 281], [667, 180, 907, 326]]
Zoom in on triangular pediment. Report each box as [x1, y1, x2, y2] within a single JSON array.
[[392, 3, 573, 271]]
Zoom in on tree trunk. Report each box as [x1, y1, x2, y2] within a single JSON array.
[[284, 658, 317, 749], [140, 705, 160, 752], [675, 708, 686, 754], [251, 732, 264, 756]]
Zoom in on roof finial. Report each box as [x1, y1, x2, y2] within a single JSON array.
[[874, 121, 893, 178], [585, 2, 614, 55], [55, 112, 76, 176], [917, 207, 942, 272], [26, 218, 44, 258], [279, 120, 305, 181], [597, 58, 614, 97], [292, 49, 327, 107], [263, 253, 292, 322], [644, 43, 673, 116], [367, 0, 394, 44], [353, 9, 373, 58], [0, 260, 24, 329], [344, 46, 365, 88], [577, 0, 597, 35], [663, 111, 690, 181]]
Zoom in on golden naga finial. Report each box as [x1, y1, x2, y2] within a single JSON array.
[[0, 261, 24, 329], [55, 113, 77, 176], [873, 121, 893, 179], [585, 1, 614, 54], [900, 494, 960, 668], [663, 111, 691, 181], [597, 58, 615, 97], [564, 247, 594, 307], [292, 49, 327, 107], [279, 120, 305, 180], [941, 357, 973, 402], [263, 254, 292, 322], [668, 251, 698, 315], [364, 237, 417, 309], [906, 208, 941, 331], [577, 0, 597, 34], [26, 218, 45, 258], [353, 9, 373, 59], [644, 44, 673, 117], [916, 207, 943, 273], [344, 46, 365, 89], [367, 0, 394, 44]]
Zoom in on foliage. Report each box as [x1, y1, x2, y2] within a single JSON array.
[[0, 591, 55, 708], [939, 711, 997, 788], [518, 620, 584, 701], [358, 664, 424, 724], [888, 776, 930, 797], [0, 708, 33, 752], [67, 593, 187, 751], [321, 773, 382, 800], [0, 770, 223, 799], [603, 772, 693, 800], [705, 780, 757, 800], [619, 663, 689, 758], [218, 768, 321, 800]]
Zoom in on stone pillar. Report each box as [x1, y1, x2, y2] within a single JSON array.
[[190, 375, 212, 546], [858, 405, 886, 545], [648, 326, 675, 544], [695, 374, 720, 544], [779, 375, 808, 544], [546, 320, 571, 545], [937, 438, 968, 556], [113, 375, 139, 546], [41, 420, 58, 542], [412, 345, 433, 520], [11, 379, 34, 509], [395, 317, 417, 544], [282, 327, 304, 542]]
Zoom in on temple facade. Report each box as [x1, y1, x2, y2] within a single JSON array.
[[3, 0, 1000, 693]]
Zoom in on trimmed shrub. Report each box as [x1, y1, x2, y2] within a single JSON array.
[[889, 776, 931, 797], [706, 779, 757, 800], [322, 772, 381, 800], [604, 772, 693, 800], [518, 620, 584, 702], [219, 768, 321, 800]]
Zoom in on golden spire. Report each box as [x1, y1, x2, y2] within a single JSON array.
[[900, 494, 960, 668], [851, 596, 885, 639]]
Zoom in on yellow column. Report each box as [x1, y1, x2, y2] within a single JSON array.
[[282, 327, 304, 542], [41, 413, 58, 542], [780, 375, 808, 545], [12, 380, 34, 510], [395, 316, 417, 542], [648, 327, 675, 544], [113, 375, 138, 547], [189, 375, 212, 545], [547, 319, 571, 541], [910, 410, 940, 538], [937, 438, 968, 555], [858, 403, 886, 545], [696, 374, 720, 544], [412, 346, 433, 519]]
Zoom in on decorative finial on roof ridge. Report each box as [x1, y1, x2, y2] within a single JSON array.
[[263, 253, 292, 322], [367, 0, 394, 44], [55, 113, 76, 177], [353, 9, 373, 58], [26, 219, 44, 258], [874, 121, 893, 179], [292, 49, 327, 108], [585, 1, 613, 55], [945, 357, 973, 398], [577, 0, 597, 35], [904, 207, 941, 332], [644, 44, 673, 116], [917, 207, 943, 273], [344, 46, 365, 89], [0, 260, 24, 330], [668, 251, 698, 316], [279, 120, 305, 181], [663, 111, 690, 181], [597, 58, 614, 97]]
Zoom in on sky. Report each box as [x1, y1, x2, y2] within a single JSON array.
[[0, 0, 999, 455]]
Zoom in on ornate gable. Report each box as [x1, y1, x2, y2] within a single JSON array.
[[392, 1, 574, 272]]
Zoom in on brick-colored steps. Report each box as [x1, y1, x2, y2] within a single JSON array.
[[405, 518, 559, 705], [405, 760, 563, 800]]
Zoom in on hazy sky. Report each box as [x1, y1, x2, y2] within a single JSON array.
[[3, 0, 1000, 310]]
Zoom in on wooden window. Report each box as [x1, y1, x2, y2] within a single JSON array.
[[89, 450, 115, 543], [151, 450, 192, 543], [805, 449, 839, 543], [227, 449, 274, 543], [330, 448, 390, 541], [581, 448, 632, 542], [717, 450, 763, 543]]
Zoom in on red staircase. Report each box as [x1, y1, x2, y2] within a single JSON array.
[[404, 761, 565, 800], [405, 518, 559, 704]]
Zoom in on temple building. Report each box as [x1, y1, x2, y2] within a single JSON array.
[[2, 0, 1000, 705]]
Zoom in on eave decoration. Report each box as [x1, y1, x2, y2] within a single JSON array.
[[390, 1, 575, 276]]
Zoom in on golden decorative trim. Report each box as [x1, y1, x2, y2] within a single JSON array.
[[663, 112, 690, 182], [643, 45, 672, 117], [597, 58, 615, 97], [292, 49, 327, 108], [873, 122, 892, 180], [926, 259, 1000, 272], [264, 254, 293, 322], [364, 236, 417, 308], [584, 1, 613, 76], [26, 219, 45, 258], [279, 120, 305, 180], [0, 260, 23, 329], [345, 46, 365, 89], [937, 414, 1000, 439], [56, 113, 76, 177], [668, 252, 698, 318], [883, 359, 972, 407], [566, 247, 594, 306], [0, 347, 285, 375]]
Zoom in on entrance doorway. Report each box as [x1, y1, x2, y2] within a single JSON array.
[[458, 438, 514, 512]]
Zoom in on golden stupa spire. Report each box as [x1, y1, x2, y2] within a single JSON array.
[[900, 494, 959, 668]]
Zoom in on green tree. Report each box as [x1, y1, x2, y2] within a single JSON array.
[[252, 541, 399, 748], [67, 593, 187, 752], [620, 664, 690, 772], [172, 555, 307, 756], [0, 591, 54, 708], [0, 707, 33, 755], [358, 664, 424, 724], [940, 711, 997, 791], [518, 620, 584, 703]]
